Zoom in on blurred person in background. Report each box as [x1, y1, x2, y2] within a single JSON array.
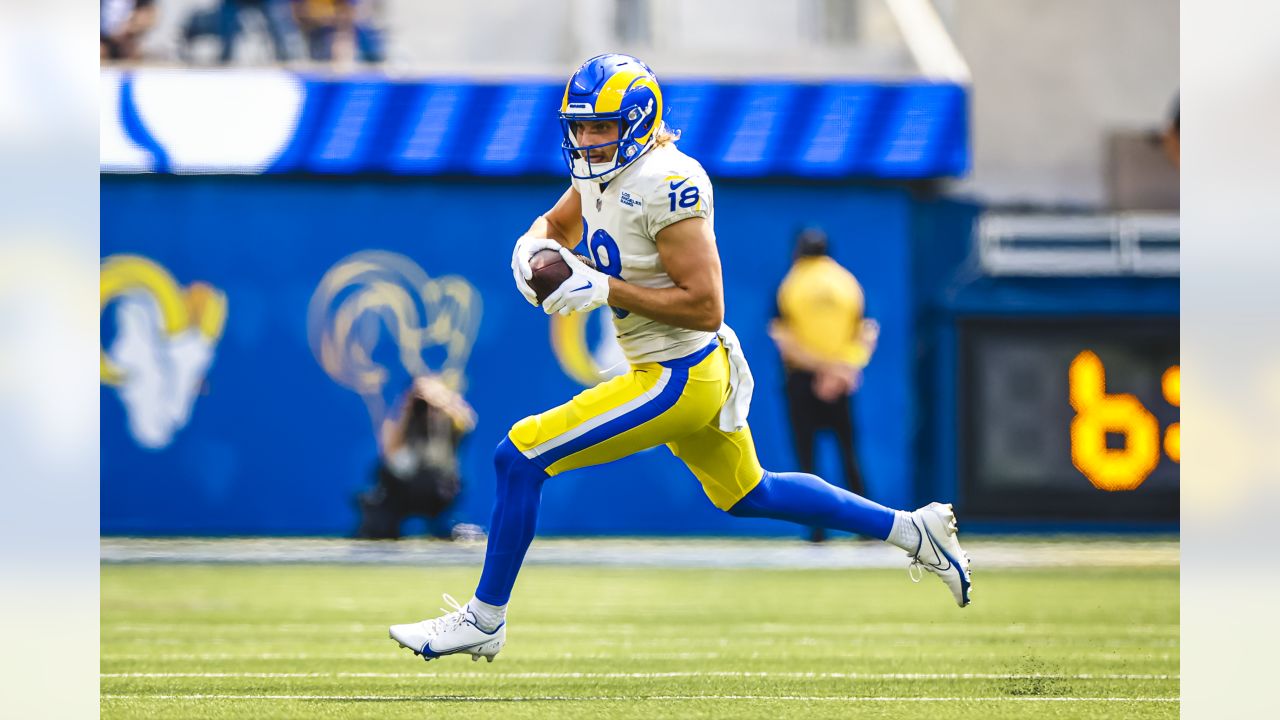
[[179, 0, 298, 64], [220, 0, 299, 63], [291, 0, 386, 64], [101, 0, 156, 61], [357, 375, 481, 541], [770, 228, 880, 543]]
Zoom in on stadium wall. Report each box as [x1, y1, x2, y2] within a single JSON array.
[[100, 175, 917, 536]]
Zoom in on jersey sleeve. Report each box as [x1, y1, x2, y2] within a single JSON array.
[[643, 167, 713, 237]]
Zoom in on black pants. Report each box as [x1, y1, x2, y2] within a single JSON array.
[[357, 464, 459, 540], [785, 371, 865, 540]]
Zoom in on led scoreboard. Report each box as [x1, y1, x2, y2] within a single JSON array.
[[959, 318, 1179, 522]]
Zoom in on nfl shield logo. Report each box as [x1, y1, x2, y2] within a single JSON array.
[[596, 197, 602, 211]]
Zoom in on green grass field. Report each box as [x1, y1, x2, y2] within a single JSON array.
[[101, 556, 1178, 719]]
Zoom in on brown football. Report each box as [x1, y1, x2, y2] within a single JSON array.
[[528, 248, 596, 305]]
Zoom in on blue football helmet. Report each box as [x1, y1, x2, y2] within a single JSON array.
[[559, 53, 664, 181]]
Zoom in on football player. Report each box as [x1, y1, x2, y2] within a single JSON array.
[[390, 54, 972, 662]]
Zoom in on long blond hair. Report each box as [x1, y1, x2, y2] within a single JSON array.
[[653, 124, 681, 147]]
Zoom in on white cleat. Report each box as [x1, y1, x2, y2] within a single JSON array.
[[906, 502, 973, 607], [388, 594, 506, 662]]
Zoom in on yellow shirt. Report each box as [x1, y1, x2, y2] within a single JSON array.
[[775, 256, 871, 368], [296, 0, 345, 22]]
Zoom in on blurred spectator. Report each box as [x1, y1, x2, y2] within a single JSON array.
[[181, 1, 299, 64], [357, 375, 479, 540], [291, 0, 386, 63], [101, 0, 157, 61], [769, 228, 880, 543]]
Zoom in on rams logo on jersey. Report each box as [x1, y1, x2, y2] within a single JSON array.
[[307, 250, 481, 431], [100, 254, 227, 450]]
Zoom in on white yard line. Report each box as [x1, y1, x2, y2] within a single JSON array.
[[100, 650, 1176, 662], [102, 671, 1178, 680], [100, 693, 1180, 702], [103, 622, 1180, 635], [103, 636, 1179, 649], [99, 536, 1181, 569]]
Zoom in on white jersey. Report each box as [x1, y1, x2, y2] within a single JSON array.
[[570, 143, 716, 364]]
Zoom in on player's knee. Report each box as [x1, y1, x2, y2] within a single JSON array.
[[493, 435, 547, 490], [492, 435, 524, 475], [727, 470, 775, 518]]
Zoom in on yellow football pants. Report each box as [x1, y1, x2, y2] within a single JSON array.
[[507, 341, 765, 510]]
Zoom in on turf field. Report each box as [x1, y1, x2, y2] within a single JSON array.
[[101, 542, 1178, 719]]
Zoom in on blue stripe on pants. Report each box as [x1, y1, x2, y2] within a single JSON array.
[[534, 365, 690, 468]]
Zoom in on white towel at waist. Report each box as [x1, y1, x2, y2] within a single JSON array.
[[715, 323, 754, 433]]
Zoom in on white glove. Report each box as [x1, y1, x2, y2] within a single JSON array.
[[511, 236, 564, 306], [542, 247, 611, 316]]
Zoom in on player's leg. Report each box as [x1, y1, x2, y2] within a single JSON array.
[[391, 342, 726, 660], [669, 420, 972, 607], [669, 422, 895, 539], [390, 372, 663, 663], [474, 343, 721, 605]]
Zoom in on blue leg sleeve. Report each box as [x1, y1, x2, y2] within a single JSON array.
[[473, 437, 548, 605], [728, 470, 896, 541]]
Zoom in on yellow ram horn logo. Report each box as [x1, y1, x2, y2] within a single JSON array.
[[307, 250, 481, 430], [550, 306, 627, 387], [100, 254, 227, 449]]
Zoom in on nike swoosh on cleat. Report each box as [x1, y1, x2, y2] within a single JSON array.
[[929, 535, 971, 604], [922, 529, 952, 571], [570, 281, 592, 292], [669, 178, 689, 190]]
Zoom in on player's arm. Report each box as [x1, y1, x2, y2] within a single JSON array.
[[606, 217, 724, 333], [521, 186, 582, 249]]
